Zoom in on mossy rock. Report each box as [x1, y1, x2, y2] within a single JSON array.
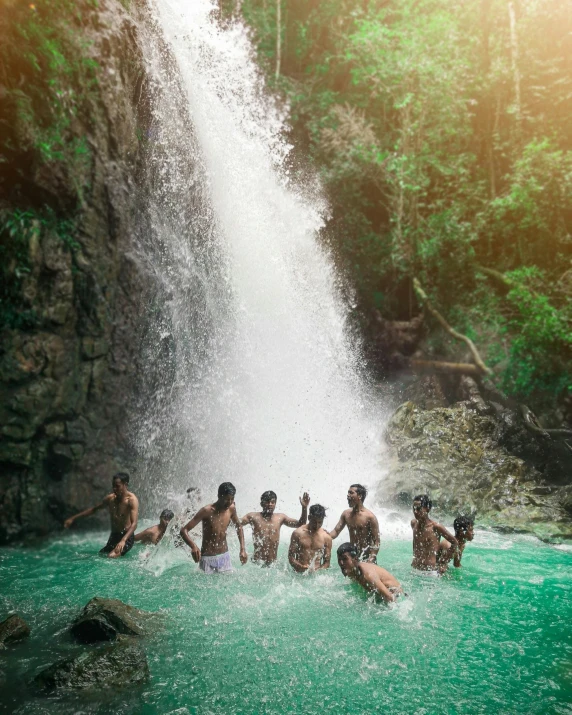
[[70, 598, 152, 644], [0, 614, 30, 647]]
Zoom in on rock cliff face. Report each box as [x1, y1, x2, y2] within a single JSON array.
[[0, 0, 149, 541]]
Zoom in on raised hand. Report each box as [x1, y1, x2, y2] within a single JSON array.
[[300, 492, 310, 507]]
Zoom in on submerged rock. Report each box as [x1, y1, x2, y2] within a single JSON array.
[[71, 598, 151, 643], [0, 614, 30, 646], [35, 637, 149, 691], [379, 401, 572, 541]]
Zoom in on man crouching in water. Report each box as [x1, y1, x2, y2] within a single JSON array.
[[180, 482, 248, 573], [241, 490, 310, 565], [337, 543, 404, 604], [64, 473, 138, 558], [134, 509, 174, 546], [411, 494, 458, 574], [288, 504, 332, 573]]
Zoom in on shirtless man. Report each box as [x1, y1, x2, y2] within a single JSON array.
[[337, 542, 404, 604], [134, 509, 174, 546], [411, 494, 458, 573], [180, 482, 248, 573], [63, 473, 139, 558], [437, 515, 474, 574], [328, 484, 380, 562], [241, 490, 310, 565], [288, 504, 332, 573]]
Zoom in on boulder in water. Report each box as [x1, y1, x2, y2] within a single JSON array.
[[70, 598, 151, 643], [0, 614, 30, 646], [35, 637, 149, 690]]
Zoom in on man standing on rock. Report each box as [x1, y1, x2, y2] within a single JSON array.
[[240, 490, 310, 565], [63, 473, 139, 558], [328, 484, 380, 562], [288, 504, 332, 573], [180, 482, 248, 573]]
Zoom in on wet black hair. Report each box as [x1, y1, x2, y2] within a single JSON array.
[[160, 509, 174, 521], [218, 482, 236, 498], [413, 494, 432, 510], [113, 472, 130, 485], [350, 484, 367, 503], [261, 491, 277, 503], [337, 542, 359, 558], [454, 515, 474, 535], [309, 504, 326, 519]]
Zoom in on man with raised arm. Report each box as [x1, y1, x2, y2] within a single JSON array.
[[328, 484, 380, 562], [411, 494, 458, 574], [134, 509, 174, 546], [288, 504, 332, 573], [180, 482, 248, 573], [337, 542, 404, 604], [241, 490, 310, 565], [63, 473, 139, 558]]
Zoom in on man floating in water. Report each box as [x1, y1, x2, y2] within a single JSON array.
[[134, 509, 174, 546], [63, 473, 139, 558], [288, 504, 332, 573], [240, 490, 310, 565], [337, 542, 404, 603], [328, 484, 380, 562], [411, 494, 458, 574], [180, 482, 248, 573], [437, 515, 474, 574]]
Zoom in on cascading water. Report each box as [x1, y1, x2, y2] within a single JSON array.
[[134, 0, 389, 524]]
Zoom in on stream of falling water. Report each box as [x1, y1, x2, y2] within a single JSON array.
[[134, 0, 390, 523]]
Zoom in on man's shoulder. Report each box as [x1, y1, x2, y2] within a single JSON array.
[[364, 507, 378, 520], [321, 528, 333, 543], [127, 491, 138, 502]]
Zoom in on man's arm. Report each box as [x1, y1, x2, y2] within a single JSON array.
[[63, 496, 109, 528], [328, 512, 346, 540], [288, 532, 308, 573], [109, 495, 139, 558], [435, 523, 458, 548], [231, 506, 248, 565], [366, 514, 381, 562], [239, 513, 254, 527], [316, 535, 332, 570], [366, 573, 396, 604], [180, 507, 207, 562], [282, 492, 310, 528], [134, 526, 155, 544]]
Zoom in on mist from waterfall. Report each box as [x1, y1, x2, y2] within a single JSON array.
[[133, 0, 389, 525]]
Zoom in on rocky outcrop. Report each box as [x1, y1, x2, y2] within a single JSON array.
[[0, 614, 30, 646], [0, 0, 150, 541], [379, 401, 572, 541], [35, 637, 149, 691], [71, 597, 151, 643]]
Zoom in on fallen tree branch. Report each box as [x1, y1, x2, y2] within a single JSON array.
[[475, 265, 540, 298], [413, 278, 493, 376], [408, 359, 485, 378]]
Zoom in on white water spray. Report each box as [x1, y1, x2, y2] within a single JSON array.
[[136, 0, 394, 528]]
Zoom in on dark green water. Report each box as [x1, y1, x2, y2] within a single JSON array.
[[2, 529, 571, 714]]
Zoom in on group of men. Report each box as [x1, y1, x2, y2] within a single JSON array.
[[64, 473, 474, 604]]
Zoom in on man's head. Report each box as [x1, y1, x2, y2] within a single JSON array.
[[308, 504, 326, 529], [260, 490, 277, 515], [160, 509, 174, 528], [412, 494, 432, 519], [337, 542, 360, 576], [217, 482, 236, 508], [112, 473, 130, 496], [454, 515, 474, 541], [347, 484, 367, 507]]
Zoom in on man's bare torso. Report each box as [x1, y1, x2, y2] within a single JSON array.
[[201, 504, 234, 556], [343, 508, 378, 554], [357, 562, 401, 592], [248, 513, 286, 563], [411, 518, 442, 570], [292, 525, 331, 568], [107, 491, 136, 533]]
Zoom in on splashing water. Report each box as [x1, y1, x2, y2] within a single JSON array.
[[134, 0, 389, 524]]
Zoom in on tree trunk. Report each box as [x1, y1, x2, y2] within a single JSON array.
[[508, 2, 522, 125], [275, 0, 281, 80]]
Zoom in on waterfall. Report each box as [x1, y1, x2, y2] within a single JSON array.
[[133, 0, 387, 523]]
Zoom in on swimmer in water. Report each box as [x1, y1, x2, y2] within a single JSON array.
[[134, 509, 174, 545], [288, 504, 332, 573], [437, 515, 474, 574], [411, 494, 458, 574], [63, 473, 139, 558], [337, 542, 404, 603], [180, 482, 248, 573], [240, 490, 310, 565], [328, 484, 380, 562]]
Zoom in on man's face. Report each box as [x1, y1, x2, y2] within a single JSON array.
[[261, 498, 276, 515], [412, 501, 428, 519], [347, 487, 360, 507], [337, 551, 357, 576], [220, 493, 234, 508], [309, 515, 324, 530], [112, 479, 126, 497], [160, 516, 172, 529], [465, 525, 474, 541]]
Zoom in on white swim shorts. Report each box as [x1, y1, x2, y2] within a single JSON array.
[[199, 551, 233, 574]]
